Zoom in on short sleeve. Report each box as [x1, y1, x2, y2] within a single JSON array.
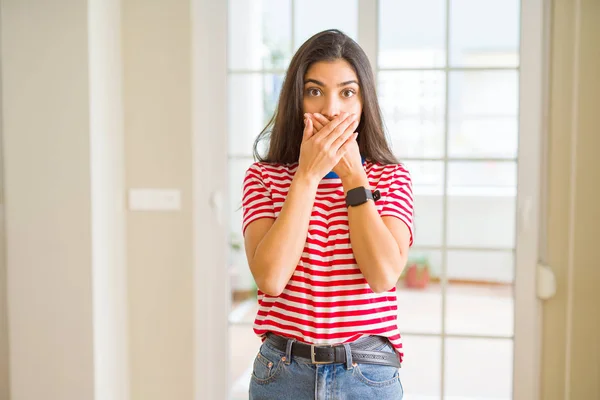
[[380, 164, 415, 246], [242, 163, 276, 235]]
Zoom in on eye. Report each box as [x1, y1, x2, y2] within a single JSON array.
[[341, 89, 356, 98], [306, 88, 322, 97]]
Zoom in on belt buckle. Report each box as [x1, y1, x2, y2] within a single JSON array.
[[310, 344, 331, 365]]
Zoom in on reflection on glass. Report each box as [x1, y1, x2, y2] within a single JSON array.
[[379, 0, 446, 68], [228, 0, 292, 70], [446, 161, 516, 248], [228, 74, 283, 157], [445, 338, 513, 399], [449, 0, 520, 67], [293, 0, 358, 50], [379, 71, 446, 158], [398, 251, 442, 334], [446, 250, 514, 336]]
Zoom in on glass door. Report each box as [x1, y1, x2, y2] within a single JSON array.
[[225, 1, 540, 398]]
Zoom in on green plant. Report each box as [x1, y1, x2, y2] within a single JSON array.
[[229, 232, 243, 253]]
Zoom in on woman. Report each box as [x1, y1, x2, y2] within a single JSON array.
[[242, 29, 414, 399]]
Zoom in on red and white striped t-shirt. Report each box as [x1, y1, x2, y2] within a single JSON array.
[[242, 161, 414, 362]]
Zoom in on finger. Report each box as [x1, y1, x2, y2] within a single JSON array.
[[336, 132, 359, 157], [303, 115, 314, 141], [310, 115, 324, 132], [331, 119, 359, 149], [323, 113, 358, 145], [314, 113, 351, 139], [313, 113, 330, 128]]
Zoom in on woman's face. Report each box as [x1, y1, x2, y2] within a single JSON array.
[[302, 59, 363, 122]]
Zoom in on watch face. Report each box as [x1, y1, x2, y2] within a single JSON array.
[[346, 187, 370, 207]]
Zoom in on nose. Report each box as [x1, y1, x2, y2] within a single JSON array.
[[321, 96, 341, 120]]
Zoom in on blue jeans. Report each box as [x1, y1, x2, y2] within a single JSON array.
[[249, 337, 404, 400]]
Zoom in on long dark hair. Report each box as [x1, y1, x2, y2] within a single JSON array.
[[253, 29, 397, 165]]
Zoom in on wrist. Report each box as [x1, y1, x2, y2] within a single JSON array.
[[293, 170, 321, 190], [341, 171, 370, 193]]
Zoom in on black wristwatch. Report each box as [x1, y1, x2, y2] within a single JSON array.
[[345, 186, 381, 208]]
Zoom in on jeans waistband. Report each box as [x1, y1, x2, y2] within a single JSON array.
[[265, 333, 401, 368]]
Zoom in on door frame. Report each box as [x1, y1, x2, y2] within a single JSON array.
[[513, 0, 547, 399], [191, 0, 230, 399]]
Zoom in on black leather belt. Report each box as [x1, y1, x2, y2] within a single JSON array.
[[265, 333, 401, 368]]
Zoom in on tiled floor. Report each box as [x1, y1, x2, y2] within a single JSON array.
[[229, 283, 514, 400]]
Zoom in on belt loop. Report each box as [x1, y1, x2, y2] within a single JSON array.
[[284, 338, 296, 365], [343, 343, 353, 370]]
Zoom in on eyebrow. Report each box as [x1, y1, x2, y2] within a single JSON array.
[[304, 78, 359, 87]]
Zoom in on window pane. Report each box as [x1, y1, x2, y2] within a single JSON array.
[[400, 336, 442, 398], [379, 71, 446, 158], [448, 160, 516, 192], [293, 0, 358, 50], [446, 251, 514, 336], [449, 118, 518, 159], [228, 158, 256, 297], [228, 158, 253, 236], [398, 250, 442, 334], [446, 284, 514, 337], [448, 250, 514, 284], [447, 161, 516, 248], [404, 161, 444, 247], [449, 0, 520, 67], [391, 119, 445, 159], [228, 73, 283, 157], [448, 71, 519, 158], [379, 0, 446, 68], [229, 0, 292, 70], [445, 338, 513, 399]]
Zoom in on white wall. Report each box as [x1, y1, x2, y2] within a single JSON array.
[[2, 1, 229, 398], [542, 0, 600, 398], [2, 1, 95, 398], [1, 0, 127, 399], [0, 11, 9, 395], [122, 0, 196, 398]]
